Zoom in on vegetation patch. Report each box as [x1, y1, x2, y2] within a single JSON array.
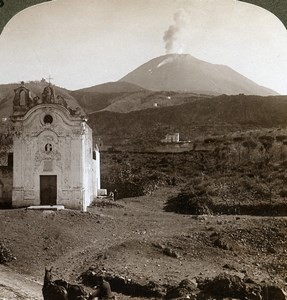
[[101, 158, 170, 199], [165, 172, 287, 216], [90, 199, 124, 208], [0, 241, 15, 264]]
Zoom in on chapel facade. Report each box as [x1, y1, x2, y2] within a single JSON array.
[[10, 82, 101, 211]]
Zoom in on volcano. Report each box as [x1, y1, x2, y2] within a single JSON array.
[[119, 54, 277, 96]]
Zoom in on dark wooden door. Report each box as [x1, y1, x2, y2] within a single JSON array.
[[40, 175, 57, 205]]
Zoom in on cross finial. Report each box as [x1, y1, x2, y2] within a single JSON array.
[[46, 75, 53, 85]]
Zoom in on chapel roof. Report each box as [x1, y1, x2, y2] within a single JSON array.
[[12, 82, 83, 118]]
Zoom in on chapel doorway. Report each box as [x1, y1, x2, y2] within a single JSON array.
[[40, 175, 57, 205]]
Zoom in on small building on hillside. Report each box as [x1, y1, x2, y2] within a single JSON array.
[[161, 133, 180, 143], [2, 82, 101, 211]]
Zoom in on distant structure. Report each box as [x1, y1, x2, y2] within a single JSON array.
[[7, 82, 101, 211], [161, 133, 180, 143]]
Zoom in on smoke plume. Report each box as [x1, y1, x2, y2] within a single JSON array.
[[163, 9, 188, 54]]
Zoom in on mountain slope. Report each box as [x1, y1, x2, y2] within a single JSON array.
[[119, 54, 278, 96], [88, 94, 287, 144], [71, 81, 149, 113], [74, 81, 146, 94], [72, 81, 214, 114], [73, 88, 211, 114]]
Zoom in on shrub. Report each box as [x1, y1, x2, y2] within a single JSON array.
[[259, 135, 275, 143], [102, 165, 169, 199], [242, 140, 257, 149], [258, 136, 274, 152], [276, 135, 287, 142], [165, 192, 213, 214], [204, 138, 217, 144], [233, 136, 244, 142], [279, 189, 287, 198], [0, 242, 14, 264]]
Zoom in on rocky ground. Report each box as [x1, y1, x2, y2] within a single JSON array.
[[0, 186, 287, 299]]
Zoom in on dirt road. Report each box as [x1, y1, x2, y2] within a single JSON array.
[[0, 264, 42, 300], [0, 186, 286, 298]]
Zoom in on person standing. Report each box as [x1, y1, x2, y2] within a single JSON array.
[[113, 189, 118, 201]]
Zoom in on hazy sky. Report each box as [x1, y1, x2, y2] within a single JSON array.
[[0, 0, 287, 94]]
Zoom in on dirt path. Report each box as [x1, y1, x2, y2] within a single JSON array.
[[0, 186, 286, 298], [0, 264, 42, 300]]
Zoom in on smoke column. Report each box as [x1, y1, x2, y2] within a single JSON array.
[[163, 9, 188, 54]]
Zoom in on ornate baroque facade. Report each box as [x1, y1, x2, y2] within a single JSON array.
[[10, 82, 101, 211]]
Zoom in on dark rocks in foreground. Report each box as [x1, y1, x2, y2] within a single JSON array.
[[80, 268, 287, 300]]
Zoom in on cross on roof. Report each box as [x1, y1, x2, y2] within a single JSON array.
[[46, 75, 53, 84]]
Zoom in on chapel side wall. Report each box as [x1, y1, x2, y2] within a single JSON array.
[[82, 134, 88, 210], [82, 126, 94, 210]]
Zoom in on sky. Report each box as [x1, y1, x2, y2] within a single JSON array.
[[0, 0, 287, 94]]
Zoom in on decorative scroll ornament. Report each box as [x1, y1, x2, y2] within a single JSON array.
[[34, 149, 61, 167]]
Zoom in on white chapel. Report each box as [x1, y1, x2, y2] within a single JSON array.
[[10, 82, 101, 211]]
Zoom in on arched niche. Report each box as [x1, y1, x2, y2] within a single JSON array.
[[13, 85, 31, 110]]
